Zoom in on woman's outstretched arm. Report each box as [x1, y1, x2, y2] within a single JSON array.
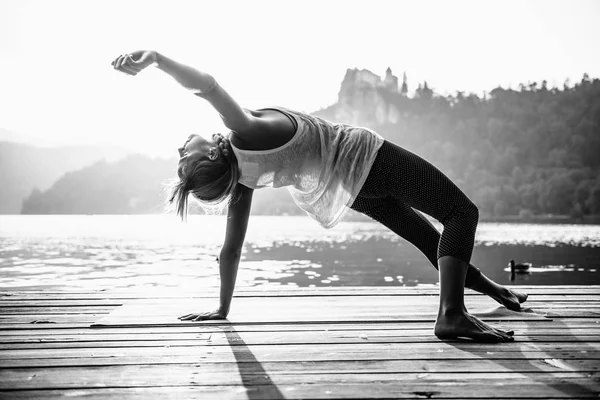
[[111, 50, 258, 133]]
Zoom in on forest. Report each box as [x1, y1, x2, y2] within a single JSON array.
[[315, 74, 600, 220]]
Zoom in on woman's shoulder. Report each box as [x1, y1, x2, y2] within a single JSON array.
[[230, 107, 298, 151]]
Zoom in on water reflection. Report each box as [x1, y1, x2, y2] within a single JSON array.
[[0, 215, 599, 290]]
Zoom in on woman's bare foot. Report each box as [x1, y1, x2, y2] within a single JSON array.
[[489, 287, 529, 311], [467, 271, 529, 311], [434, 309, 515, 342]]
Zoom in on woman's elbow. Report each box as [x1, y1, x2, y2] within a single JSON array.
[[223, 114, 253, 133]]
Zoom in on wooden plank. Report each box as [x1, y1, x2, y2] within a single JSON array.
[[0, 315, 107, 325], [2, 368, 598, 389], [3, 334, 599, 351], [0, 300, 124, 307], [2, 327, 599, 345], [0, 323, 99, 330], [3, 301, 594, 313], [0, 360, 598, 384], [3, 331, 600, 351], [92, 297, 551, 327], [3, 348, 600, 368], [1, 380, 599, 400], [2, 326, 600, 346], [2, 320, 600, 338], [3, 342, 598, 360], [0, 354, 600, 368], [0, 378, 597, 400], [0, 307, 117, 315], [4, 317, 600, 332], [79, 298, 600, 309]]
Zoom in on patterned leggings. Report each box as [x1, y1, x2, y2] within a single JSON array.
[[350, 140, 481, 287]]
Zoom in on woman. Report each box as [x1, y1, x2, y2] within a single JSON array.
[[112, 50, 527, 342]]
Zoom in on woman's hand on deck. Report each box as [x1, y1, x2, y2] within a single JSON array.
[[111, 50, 157, 76], [178, 309, 227, 322]]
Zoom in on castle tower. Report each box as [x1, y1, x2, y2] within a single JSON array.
[[383, 67, 398, 92], [401, 72, 408, 96]]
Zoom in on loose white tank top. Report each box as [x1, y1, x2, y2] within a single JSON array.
[[229, 107, 384, 228]]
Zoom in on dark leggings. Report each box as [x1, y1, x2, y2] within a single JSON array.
[[351, 140, 481, 287]]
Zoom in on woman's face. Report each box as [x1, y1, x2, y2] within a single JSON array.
[[178, 134, 212, 159], [177, 134, 215, 178]]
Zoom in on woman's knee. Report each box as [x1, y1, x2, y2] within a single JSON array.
[[443, 198, 479, 227], [465, 200, 479, 224]]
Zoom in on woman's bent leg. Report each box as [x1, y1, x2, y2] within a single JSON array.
[[358, 141, 480, 264], [358, 140, 516, 341], [350, 195, 482, 286], [350, 195, 527, 310]]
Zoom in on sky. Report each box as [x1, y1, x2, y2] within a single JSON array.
[[1, 0, 599, 157]]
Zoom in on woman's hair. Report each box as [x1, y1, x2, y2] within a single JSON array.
[[169, 133, 239, 219]]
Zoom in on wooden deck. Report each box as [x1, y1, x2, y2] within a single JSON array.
[[1, 285, 599, 399]]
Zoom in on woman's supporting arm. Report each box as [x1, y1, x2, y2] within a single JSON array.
[[178, 184, 253, 322], [219, 184, 254, 315], [217, 184, 254, 315]]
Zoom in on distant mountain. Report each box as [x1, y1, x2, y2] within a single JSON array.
[[21, 155, 176, 214], [20, 154, 304, 216], [0, 141, 130, 213]]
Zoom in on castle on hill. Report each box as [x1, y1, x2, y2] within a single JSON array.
[[340, 67, 409, 96], [325, 67, 410, 127]]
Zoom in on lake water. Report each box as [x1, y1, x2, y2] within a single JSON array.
[[0, 215, 599, 290]]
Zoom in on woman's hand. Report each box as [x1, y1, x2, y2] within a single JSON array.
[[111, 50, 157, 76], [178, 309, 227, 322]]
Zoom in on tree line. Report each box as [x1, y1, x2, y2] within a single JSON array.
[[320, 74, 600, 220]]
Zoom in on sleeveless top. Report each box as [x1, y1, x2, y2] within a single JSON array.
[[229, 107, 384, 228]]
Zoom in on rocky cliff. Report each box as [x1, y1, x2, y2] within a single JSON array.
[[317, 67, 409, 127]]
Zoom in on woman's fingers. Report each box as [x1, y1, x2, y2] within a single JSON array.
[[114, 54, 126, 69], [178, 311, 224, 322], [112, 54, 135, 76], [120, 55, 139, 75], [113, 54, 133, 76], [112, 51, 154, 76], [179, 313, 204, 321], [193, 312, 218, 321], [111, 54, 127, 68], [179, 312, 210, 321]]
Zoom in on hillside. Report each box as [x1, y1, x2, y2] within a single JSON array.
[[314, 69, 600, 218], [21, 155, 175, 214], [0, 141, 129, 213], [19, 154, 303, 216]]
